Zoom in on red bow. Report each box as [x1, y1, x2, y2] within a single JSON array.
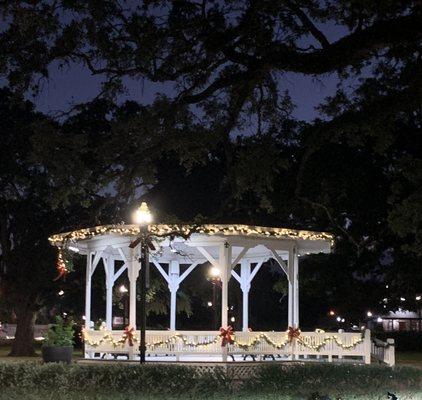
[[219, 326, 234, 347], [123, 326, 135, 347], [287, 326, 301, 343], [54, 250, 68, 281]]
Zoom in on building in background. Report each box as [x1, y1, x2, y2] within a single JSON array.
[[381, 309, 422, 332]]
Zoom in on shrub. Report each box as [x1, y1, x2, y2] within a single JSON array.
[[249, 363, 422, 394], [0, 362, 421, 398], [0, 362, 225, 395], [43, 316, 74, 347]]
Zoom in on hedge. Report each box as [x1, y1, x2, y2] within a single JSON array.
[[0, 362, 226, 395], [0, 362, 421, 398]]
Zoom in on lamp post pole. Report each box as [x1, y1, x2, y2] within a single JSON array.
[[212, 282, 217, 330], [139, 227, 148, 364], [131, 202, 153, 365]]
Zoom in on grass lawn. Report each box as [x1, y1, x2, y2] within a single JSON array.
[[396, 351, 422, 367], [0, 343, 84, 362]]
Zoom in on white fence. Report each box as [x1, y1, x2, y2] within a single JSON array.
[[371, 337, 395, 366], [84, 329, 376, 364]]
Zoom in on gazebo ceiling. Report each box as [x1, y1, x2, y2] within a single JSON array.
[[48, 223, 334, 256]]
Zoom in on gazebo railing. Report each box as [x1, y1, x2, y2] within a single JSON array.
[[83, 329, 374, 364], [371, 337, 395, 366]]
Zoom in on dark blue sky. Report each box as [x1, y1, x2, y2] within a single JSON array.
[[32, 61, 340, 121], [28, 19, 349, 122]]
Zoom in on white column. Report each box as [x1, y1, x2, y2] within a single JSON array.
[[129, 249, 139, 329], [240, 260, 251, 332], [364, 329, 371, 364], [220, 243, 231, 328], [293, 247, 299, 327], [85, 251, 92, 329], [169, 290, 177, 330], [287, 248, 294, 327], [105, 256, 114, 330], [169, 260, 180, 331]]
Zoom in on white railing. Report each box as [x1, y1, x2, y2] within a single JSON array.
[[84, 329, 372, 364], [371, 337, 395, 366]]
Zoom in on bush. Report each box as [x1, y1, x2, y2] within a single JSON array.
[[0, 361, 421, 398], [0, 362, 226, 396], [250, 363, 422, 396], [43, 316, 74, 347]]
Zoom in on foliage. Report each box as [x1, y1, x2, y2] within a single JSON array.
[[144, 278, 192, 318], [0, 89, 63, 355], [43, 317, 74, 347], [0, 0, 421, 349], [1, 1, 420, 217], [0, 362, 224, 395], [0, 362, 420, 399], [0, 91, 123, 355]]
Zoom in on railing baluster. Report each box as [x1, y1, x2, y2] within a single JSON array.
[[83, 329, 393, 365]]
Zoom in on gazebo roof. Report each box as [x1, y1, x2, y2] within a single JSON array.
[[48, 223, 334, 255]]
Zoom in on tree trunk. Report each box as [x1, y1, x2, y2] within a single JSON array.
[[9, 306, 36, 356]]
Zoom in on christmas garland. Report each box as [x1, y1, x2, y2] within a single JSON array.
[[83, 328, 364, 351], [49, 223, 334, 246]]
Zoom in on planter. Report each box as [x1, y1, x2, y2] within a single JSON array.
[[42, 345, 73, 364]]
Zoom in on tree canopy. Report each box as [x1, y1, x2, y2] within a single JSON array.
[[0, 0, 421, 354]]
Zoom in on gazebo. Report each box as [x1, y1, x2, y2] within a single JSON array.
[[49, 222, 386, 364]]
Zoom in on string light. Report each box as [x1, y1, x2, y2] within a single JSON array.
[[83, 329, 364, 352], [49, 224, 334, 247]]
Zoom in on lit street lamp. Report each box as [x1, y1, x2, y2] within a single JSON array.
[[131, 202, 153, 364], [207, 266, 221, 330]]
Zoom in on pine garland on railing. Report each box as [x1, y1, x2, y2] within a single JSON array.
[[83, 328, 364, 351]]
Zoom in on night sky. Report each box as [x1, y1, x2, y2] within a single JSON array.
[[28, 22, 349, 122]]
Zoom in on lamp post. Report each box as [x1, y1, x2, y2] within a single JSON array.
[[132, 202, 153, 364], [207, 266, 221, 330]]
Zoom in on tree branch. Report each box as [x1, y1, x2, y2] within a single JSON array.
[[229, 12, 422, 73], [177, 69, 251, 104], [284, 0, 330, 49]]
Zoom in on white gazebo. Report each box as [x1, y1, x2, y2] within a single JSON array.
[[49, 223, 391, 364]]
